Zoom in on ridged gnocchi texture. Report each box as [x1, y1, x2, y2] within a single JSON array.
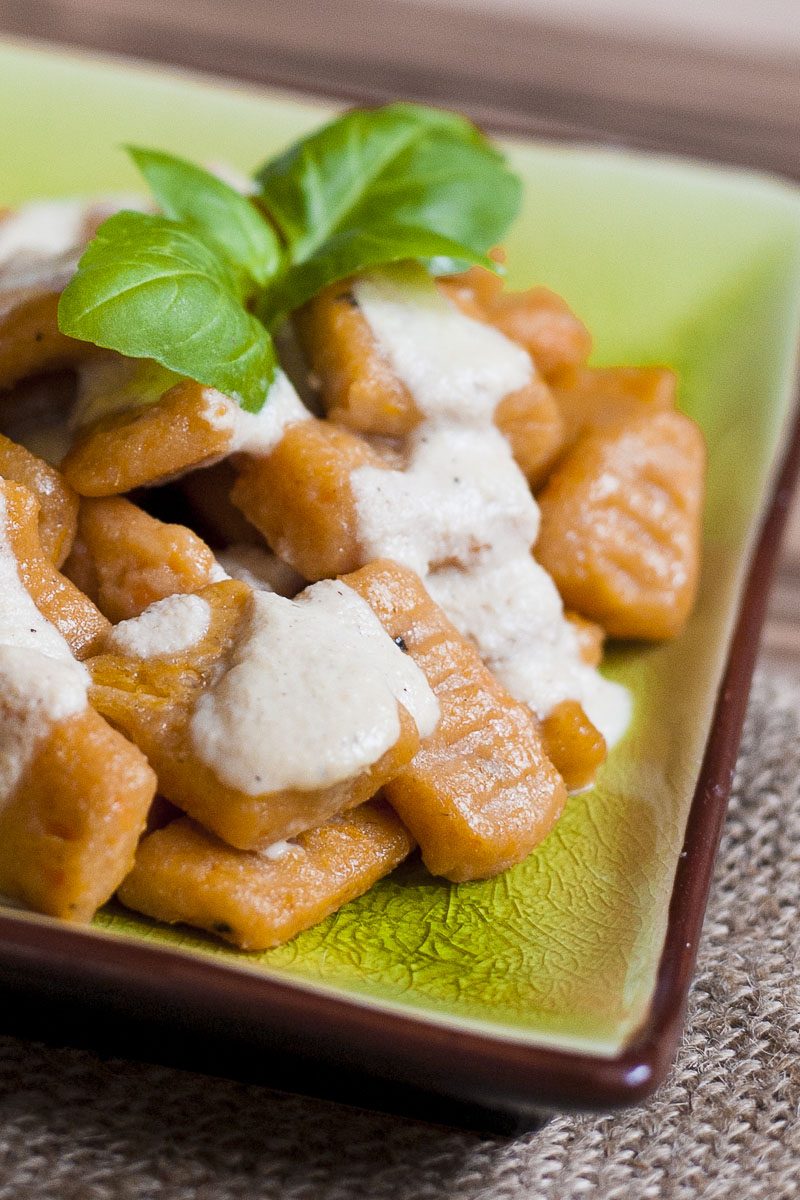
[[536, 410, 707, 640], [344, 559, 567, 881], [64, 496, 222, 622], [118, 800, 415, 951]]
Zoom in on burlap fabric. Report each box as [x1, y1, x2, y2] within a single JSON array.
[[0, 667, 798, 1199]]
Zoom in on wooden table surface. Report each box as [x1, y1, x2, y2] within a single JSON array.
[[1, 0, 799, 674]]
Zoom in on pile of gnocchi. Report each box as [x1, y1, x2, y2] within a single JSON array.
[[0, 196, 705, 950]]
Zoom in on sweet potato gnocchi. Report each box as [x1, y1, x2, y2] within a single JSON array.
[[0, 191, 706, 951]]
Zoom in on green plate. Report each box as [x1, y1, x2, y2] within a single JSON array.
[[3, 38, 800, 1064]]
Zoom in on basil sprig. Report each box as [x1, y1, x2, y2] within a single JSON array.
[[59, 103, 521, 413]]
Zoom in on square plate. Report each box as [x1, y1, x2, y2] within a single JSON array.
[[2, 37, 800, 1127]]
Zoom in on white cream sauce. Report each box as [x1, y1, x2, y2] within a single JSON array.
[[0, 199, 88, 269], [353, 267, 532, 423], [426, 560, 631, 747], [260, 839, 295, 861], [351, 264, 631, 748], [0, 195, 149, 294], [205, 369, 311, 454], [215, 544, 306, 596], [207, 561, 231, 584], [0, 492, 89, 802], [190, 581, 439, 795], [0, 251, 80, 323], [352, 423, 539, 578], [107, 594, 212, 660]]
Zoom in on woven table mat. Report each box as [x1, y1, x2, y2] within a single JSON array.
[[0, 667, 798, 1199]]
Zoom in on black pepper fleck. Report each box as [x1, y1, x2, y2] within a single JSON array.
[[34, 331, 44, 342], [337, 291, 359, 307], [394, 635, 409, 653]]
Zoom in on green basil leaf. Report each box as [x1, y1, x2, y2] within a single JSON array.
[[369, 124, 520, 259], [58, 210, 276, 413], [127, 146, 281, 288], [255, 104, 425, 258], [258, 224, 495, 328], [254, 102, 518, 268]]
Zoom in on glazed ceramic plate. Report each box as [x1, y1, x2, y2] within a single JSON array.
[[2, 37, 800, 1127]]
